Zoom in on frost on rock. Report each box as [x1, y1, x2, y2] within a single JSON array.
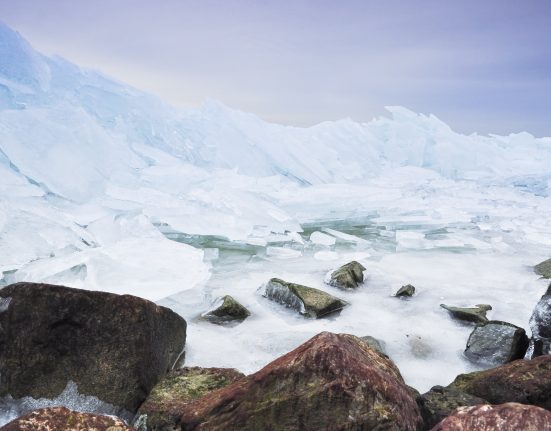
[[0, 381, 131, 427], [261, 279, 306, 315]]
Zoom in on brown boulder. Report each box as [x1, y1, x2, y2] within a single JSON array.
[[448, 355, 551, 409], [179, 332, 422, 430], [0, 283, 187, 413], [430, 403, 551, 430], [0, 407, 135, 431]]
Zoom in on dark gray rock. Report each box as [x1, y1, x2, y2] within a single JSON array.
[[395, 284, 415, 297], [0, 282, 187, 413], [464, 321, 528, 365], [418, 385, 488, 430], [328, 261, 365, 289], [528, 283, 551, 357], [261, 278, 348, 318], [440, 304, 492, 324], [360, 335, 387, 355], [535, 258, 551, 279], [201, 295, 250, 324]]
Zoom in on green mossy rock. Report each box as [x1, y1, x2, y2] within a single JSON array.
[[417, 385, 488, 429], [328, 261, 366, 289], [447, 355, 551, 409], [135, 367, 244, 431], [535, 258, 551, 279], [179, 332, 422, 430], [201, 295, 250, 324], [395, 284, 415, 297], [440, 304, 492, 324], [263, 278, 348, 318], [464, 320, 529, 365]]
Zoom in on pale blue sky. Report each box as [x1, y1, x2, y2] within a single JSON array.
[[0, 0, 550, 136]]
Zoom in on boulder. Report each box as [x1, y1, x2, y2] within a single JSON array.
[[135, 367, 244, 431], [528, 284, 551, 357], [0, 407, 134, 431], [430, 403, 551, 431], [395, 284, 415, 297], [464, 321, 528, 365], [327, 261, 366, 289], [535, 258, 551, 279], [440, 304, 492, 324], [261, 278, 348, 318], [200, 296, 250, 324], [0, 282, 187, 413], [360, 335, 387, 355], [418, 385, 488, 430], [448, 355, 551, 409], [180, 332, 422, 430]]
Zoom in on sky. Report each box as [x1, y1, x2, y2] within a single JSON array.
[[0, 0, 550, 136]]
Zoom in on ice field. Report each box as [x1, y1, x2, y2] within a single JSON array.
[[1, 20, 551, 403]]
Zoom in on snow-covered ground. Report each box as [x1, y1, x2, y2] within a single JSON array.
[[1, 20, 551, 400]]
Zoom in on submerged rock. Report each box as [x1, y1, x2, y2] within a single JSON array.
[[179, 332, 422, 430], [0, 407, 134, 431], [534, 258, 551, 279], [430, 403, 551, 431], [448, 355, 551, 409], [418, 385, 488, 430], [464, 321, 528, 365], [0, 282, 187, 413], [395, 284, 415, 297], [200, 295, 250, 324], [440, 304, 492, 324], [261, 278, 348, 318], [135, 367, 244, 431], [327, 260, 366, 289], [528, 284, 551, 357], [360, 335, 387, 355]]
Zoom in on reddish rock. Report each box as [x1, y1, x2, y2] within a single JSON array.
[[180, 332, 422, 430], [0, 282, 187, 412], [0, 407, 134, 431], [448, 355, 551, 409], [430, 403, 551, 430]]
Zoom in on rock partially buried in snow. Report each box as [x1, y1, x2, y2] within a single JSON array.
[[395, 284, 416, 297], [0, 282, 187, 413], [430, 403, 551, 431], [327, 260, 366, 290], [440, 304, 492, 324], [534, 257, 551, 279], [447, 355, 551, 409], [418, 385, 488, 430], [179, 332, 422, 430], [261, 278, 348, 318], [464, 321, 528, 365], [0, 407, 134, 431], [134, 367, 244, 431], [200, 295, 250, 324]]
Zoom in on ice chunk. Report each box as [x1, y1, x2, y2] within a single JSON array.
[[309, 231, 336, 246]]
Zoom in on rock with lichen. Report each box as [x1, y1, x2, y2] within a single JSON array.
[[0, 407, 134, 431], [440, 304, 492, 324], [447, 355, 551, 409], [327, 261, 366, 289], [395, 284, 415, 297], [261, 278, 348, 318], [179, 332, 422, 430], [134, 367, 244, 431], [535, 258, 551, 279], [201, 295, 250, 324]]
